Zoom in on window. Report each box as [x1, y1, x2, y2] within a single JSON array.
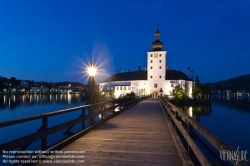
[[171, 83, 174, 87], [159, 60, 161, 63], [160, 54, 161, 57], [128, 87, 130, 90], [159, 76, 161, 78], [150, 76, 153, 79], [117, 86, 118, 90], [150, 54, 153, 57], [124, 86, 126, 90], [154, 53, 158, 58], [150, 66, 153, 69], [120, 86, 122, 90], [150, 60, 153, 63], [154, 84, 157, 88], [159, 66, 161, 69]]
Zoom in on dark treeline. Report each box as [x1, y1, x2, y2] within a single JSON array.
[[0, 76, 86, 93], [206, 74, 250, 92]]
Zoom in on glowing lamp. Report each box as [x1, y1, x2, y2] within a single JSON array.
[[88, 67, 96, 76], [88, 61, 97, 76]]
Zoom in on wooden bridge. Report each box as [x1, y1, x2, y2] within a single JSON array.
[[43, 99, 183, 165], [1, 97, 250, 165]]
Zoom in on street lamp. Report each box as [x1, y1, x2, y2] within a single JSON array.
[[88, 61, 97, 77], [87, 61, 97, 104], [159, 88, 163, 97]]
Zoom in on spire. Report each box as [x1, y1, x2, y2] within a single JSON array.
[[151, 25, 164, 50], [155, 24, 160, 41]]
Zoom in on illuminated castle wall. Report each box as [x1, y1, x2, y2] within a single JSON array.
[[99, 28, 193, 98]]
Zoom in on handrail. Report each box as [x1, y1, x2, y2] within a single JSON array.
[[0, 96, 148, 156], [0, 100, 112, 128], [159, 96, 250, 166]]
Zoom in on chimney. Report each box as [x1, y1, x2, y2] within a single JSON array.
[[138, 65, 141, 71], [188, 67, 190, 79]]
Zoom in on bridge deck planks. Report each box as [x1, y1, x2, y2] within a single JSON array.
[[39, 99, 182, 165]]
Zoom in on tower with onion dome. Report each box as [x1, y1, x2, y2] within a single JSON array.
[[99, 26, 193, 99], [147, 26, 167, 97]]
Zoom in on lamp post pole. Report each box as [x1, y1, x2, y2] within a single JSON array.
[[86, 61, 98, 125], [159, 88, 163, 97], [87, 61, 97, 104]]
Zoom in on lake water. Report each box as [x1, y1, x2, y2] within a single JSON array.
[[178, 95, 250, 159], [0, 94, 86, 150], [0, 94, 85, 121], [0, 94, 250, 160]]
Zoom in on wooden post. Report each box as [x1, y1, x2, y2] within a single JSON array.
[[101, 104, 104, 120], [89, 106, 94, 126], [174, 110, 178, 130], [112, 100, 115, 114], [81, 108, 85, 130], [188, 121, 193, 155], [41, 117, 48, 150]]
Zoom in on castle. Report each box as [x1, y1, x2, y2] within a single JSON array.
[[99, 28, 194, 98]]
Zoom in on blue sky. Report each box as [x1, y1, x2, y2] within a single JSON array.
[[0, 0, 249, 84]]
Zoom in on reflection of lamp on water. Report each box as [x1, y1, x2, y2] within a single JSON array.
[[188, 107, 193, 117], [159, 88, 163, 96]]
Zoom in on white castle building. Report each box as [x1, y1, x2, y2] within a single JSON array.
[[99, 28, 194, 98]]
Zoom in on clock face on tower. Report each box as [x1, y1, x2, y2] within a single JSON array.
[[154, 53, 158, 58]]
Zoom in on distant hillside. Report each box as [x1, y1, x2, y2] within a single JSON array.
[[207, 74, 250, 92], [213, 74, 250, 86]]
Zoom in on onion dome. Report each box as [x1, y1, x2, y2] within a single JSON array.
[[151, 28, 164, 50]]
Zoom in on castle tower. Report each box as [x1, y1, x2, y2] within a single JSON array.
[[147, 27, 167, 97]]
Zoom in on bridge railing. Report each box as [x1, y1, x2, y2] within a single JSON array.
[[159, 96, 250, 166], [0, 96, 148, 156]]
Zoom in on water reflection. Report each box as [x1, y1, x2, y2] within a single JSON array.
[[179, 104, 212, 122], [0, 94, 84, 111], [212, 96, 250, 112], [178, 96, 250, 122]]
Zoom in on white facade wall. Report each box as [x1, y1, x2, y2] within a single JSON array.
[[113, 85, 131, 98], [186, 81, 193, 98], [131, 80, 148, 96], [99, 82, 132, 98], [100, 80, 151, 98], [147, 50, 167, 96], [100, 79, 192, 98], [163, 80, 174, 96]]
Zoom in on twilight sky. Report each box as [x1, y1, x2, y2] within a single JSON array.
[[0, 0, 249, 84]]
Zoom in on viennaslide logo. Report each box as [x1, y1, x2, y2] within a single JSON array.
[[220, 146, 248, 165]]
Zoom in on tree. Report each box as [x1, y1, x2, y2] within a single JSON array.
[[9, 77, 20, 87], [192, 75, 211, 99], [172, 86, 188, 101], [195, 75, 201, 88], [0, 79, 3, 91], [85, 76, 99, 104]]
